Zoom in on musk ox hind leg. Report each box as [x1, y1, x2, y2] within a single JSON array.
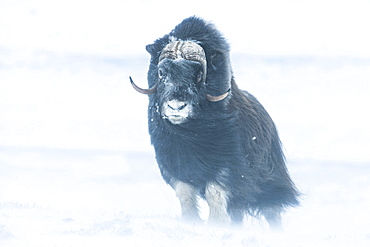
[[173, 181, 201, 222], [205, 182, 231, 225]]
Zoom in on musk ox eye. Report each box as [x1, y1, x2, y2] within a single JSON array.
[[158, 69, 164, 80]]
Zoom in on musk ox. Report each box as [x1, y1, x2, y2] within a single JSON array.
[[130, 16, 300, 228]]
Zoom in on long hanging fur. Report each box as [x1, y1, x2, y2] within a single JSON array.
[[144, 16, 300, 223]]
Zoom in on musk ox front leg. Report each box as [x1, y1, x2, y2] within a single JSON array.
[[205, 182, 231, 225], [262, 207, 283, 230], [173, 181, 201, 222]]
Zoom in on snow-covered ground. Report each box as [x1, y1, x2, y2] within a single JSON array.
[[1, 0, 370, 246], [1, 147, 370, 246]]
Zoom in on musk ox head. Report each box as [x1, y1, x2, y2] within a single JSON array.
[[130, 17, 231, 125]]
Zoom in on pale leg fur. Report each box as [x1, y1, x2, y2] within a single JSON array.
[[262, 207, 283, 231], [173, 181, 201, 221], [205, 182, 230, 225]]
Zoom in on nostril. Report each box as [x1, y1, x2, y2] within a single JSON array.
[[167, 101, 187, 111], [178, 103, 187, 111]]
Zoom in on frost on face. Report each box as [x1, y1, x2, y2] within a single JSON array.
[[162, 99, 192, 125]]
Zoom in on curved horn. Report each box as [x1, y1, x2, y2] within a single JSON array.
[[159, 41, 207, 75], [129, 76, 157, 95], [206, 89, 230, 102], [159, 41, 181, 61]]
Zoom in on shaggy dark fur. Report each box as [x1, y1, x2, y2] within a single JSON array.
[[142, 16, 300, 226]]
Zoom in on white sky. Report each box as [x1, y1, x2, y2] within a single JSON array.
[[1, 0, 370, 161], [1, 0, 370, 56]]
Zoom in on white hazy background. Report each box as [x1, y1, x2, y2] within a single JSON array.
[[1, 0, 370, 246]]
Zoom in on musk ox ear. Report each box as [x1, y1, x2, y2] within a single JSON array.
[[146, 44, 156, 57], [146, 35, 171, 62], [146, 43, 162, 65], [209, 52, 226, 71]]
